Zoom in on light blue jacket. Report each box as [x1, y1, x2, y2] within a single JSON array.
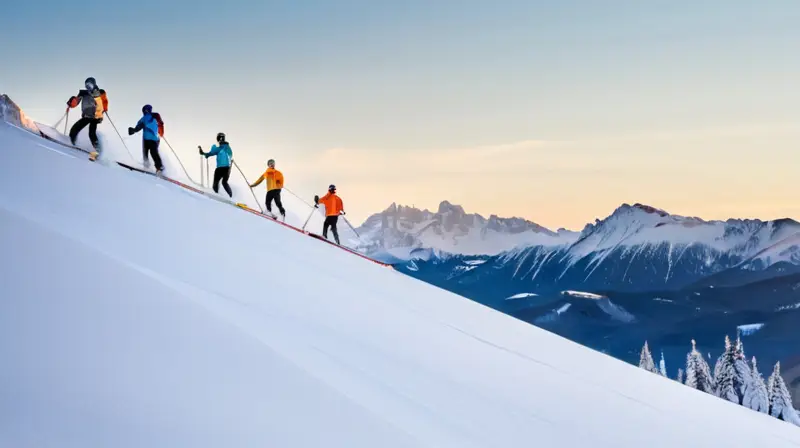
[[205, 143, 232, 168], [135, 114, 160, 141]]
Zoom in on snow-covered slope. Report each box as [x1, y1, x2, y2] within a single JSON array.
[[2, 106, 800, 446], [2, 94, 358, 249], [358, 201, 578, 258]]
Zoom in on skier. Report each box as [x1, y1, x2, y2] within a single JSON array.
[[198, 132, 233, 197], [248, 159, 286, 219], [314, 184, 345, 245], [128, 104, 164, 174], [66, 77, 108, 161]]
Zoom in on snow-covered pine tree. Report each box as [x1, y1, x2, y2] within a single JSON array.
[[743, 357, 769, 413], [685, 339, 714, 393], [733, 335, 754, 405], [638, 341, 658, 374], [659, 351, 667, 377], [677, 368, 684, 384], [713, 335, 739, 403], [768, 362, 800, 425]]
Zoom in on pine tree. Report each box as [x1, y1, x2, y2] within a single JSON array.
[[638, 341, 658, 374], [685, 339, 714, 393], [732, 335, 754, 405], [713, 335, 739, 403], [768, 362, 800, 425], [677, 368, 684, 384], [659, 351, 667, 377], [743, 357, 769, 413]]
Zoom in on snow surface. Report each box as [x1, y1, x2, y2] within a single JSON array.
[[738, 323, 766, 336], [533, 304, 572, 324], [562, 290, 606, 300], [505, 293, 540, 300], [777, 302, 800, 311], [1, 117, 800, 446]]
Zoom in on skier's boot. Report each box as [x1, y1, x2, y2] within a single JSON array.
[[89, 140, 100, 161]]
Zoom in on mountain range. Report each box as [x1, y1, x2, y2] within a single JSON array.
[[356, 200, 577, 260], [357, 200, 800, 407], [360, 201, 800, 293]]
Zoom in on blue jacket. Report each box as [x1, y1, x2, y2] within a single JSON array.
[[135, 114, 160, 141], [205, 143, 232, 168]]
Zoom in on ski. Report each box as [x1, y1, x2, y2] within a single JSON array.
[[38, 130, 90, 154]]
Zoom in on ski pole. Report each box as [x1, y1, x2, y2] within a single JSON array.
[[302, 206, 317, 230], [199, 152, 205, 187], [53, 109, 68, 131], [232, 159, 264, 213], [284, 187, 316, 209], [342, 216, 361, 238], [161, 137, 199, 184], [206, 158, 210, 187], [64, 109, 69, 134], [104, 112, 135, 161]]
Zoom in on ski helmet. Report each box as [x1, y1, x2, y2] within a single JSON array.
[[328, 184, 336, 192], [142, 104, 152, 114], [85, 77, 97, 90], [267, 159, 275, 167], [216, 132, 225, 143]]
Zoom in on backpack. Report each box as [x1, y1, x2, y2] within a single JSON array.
[[151, 112, 165, 137]]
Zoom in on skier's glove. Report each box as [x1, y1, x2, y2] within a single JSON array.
[[128, 127, 135, 135], [197, 146, 204, 155], [314, 195, 319, 204]]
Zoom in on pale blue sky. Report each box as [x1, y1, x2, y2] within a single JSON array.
[[3, 1, 800, 228]]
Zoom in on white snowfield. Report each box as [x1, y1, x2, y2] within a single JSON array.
[[1, 121, 800, 447]]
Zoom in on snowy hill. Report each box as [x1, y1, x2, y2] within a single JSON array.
[[357, 201, 578, 259], [2, 97, 800, 446]]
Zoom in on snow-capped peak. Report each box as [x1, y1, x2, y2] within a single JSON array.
[[570, 203, 800, 260], [357, 201, 575, 258]]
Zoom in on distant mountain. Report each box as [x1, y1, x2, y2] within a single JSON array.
[[356, 201, 578, 259], [393, 202, 800, 295]]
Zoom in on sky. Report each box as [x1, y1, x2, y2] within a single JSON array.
[[2, 0, 800, 230]]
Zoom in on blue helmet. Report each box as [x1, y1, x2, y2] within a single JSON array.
[[142, 104, 152, 114]]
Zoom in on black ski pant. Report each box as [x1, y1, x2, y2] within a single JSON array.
[[143, 139, 164, 171], [213, 166, 232, 197], [69, 117, 100, 148], [265, 189, 285, 216], [323, 215, 340, 244]]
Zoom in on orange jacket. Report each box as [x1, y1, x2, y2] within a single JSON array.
[[251, 168, 284, 191], [317, 192, 344, 216]]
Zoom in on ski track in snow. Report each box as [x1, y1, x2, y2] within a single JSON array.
[[665, 243, 674, 283], [1, 118, 800, 446]]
